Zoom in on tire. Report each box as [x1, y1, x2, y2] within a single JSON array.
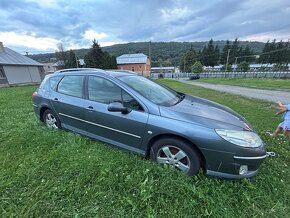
[[150, 137, 201, 176], [43, 109, 61, 129]]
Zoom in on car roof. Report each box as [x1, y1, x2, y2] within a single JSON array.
[[53, 68, 137, 78]]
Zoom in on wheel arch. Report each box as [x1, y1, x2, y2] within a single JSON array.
[[39, 106, 51, 122], [146, 134, 206, 170]]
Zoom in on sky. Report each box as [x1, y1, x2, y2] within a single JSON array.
[[0, 0, 290, 54]]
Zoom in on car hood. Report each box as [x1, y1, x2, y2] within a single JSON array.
[[159, 94, 252, 130]]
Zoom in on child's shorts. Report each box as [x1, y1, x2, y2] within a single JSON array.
[[279, 121, 290, 131]]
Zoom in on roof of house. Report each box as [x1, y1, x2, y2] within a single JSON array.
[[116, 53, 148, 64], [0, 47, 43, 66]]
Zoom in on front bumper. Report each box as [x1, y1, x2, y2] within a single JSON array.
[[206, 153, 268, 179]]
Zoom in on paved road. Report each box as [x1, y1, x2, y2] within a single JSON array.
[[179, 79, 290, 103]]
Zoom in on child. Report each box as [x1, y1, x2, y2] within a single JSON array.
[[271, 101, 290, 141]]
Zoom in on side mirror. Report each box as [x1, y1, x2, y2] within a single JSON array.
[[108, 102, 132, 114]]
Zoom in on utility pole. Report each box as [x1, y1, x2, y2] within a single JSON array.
[[149, 41, 152, 62], [234, 56, 238, 72], [225, 49, 230, 72]]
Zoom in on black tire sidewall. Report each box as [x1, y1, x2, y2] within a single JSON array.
[[150, 138, 201, 176], [43, 109, 61, 129]]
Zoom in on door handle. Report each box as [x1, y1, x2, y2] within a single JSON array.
[[87, 106, 94, 112], [52, 98, 59, 102]]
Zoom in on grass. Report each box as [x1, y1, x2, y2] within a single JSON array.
[[197, 78, 290, 91], [0, 81, 290, 217]]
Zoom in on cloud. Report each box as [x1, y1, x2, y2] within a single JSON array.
[[0, 31, 59, 52], [0, 0, 289, 53], [83, 30, 107, 41]]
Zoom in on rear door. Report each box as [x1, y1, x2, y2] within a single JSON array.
[[84, 75, 148, 151], [50, 75, 86, 130]]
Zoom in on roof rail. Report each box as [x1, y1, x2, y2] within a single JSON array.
[[107, 69, 138, 75], [54, 68, 107, 74]]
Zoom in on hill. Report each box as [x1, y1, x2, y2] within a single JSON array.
[[29, 41, 265, 67]]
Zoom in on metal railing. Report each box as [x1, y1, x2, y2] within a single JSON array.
[[151, 72, 290, 79]]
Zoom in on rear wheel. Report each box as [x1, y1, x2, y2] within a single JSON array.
[[150, 138, 201, 176], [43, 109, 60, 129]]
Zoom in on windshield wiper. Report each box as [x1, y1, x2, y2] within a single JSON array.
[[174, 94, 185, 105]]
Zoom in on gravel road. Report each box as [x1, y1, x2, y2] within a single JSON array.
[[179, 79, 290, 103]]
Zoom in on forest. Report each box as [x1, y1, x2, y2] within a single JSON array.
[[29, 40, 265, 67]]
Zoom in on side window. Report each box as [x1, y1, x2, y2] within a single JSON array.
[[88, 76, 122, 104], [57, 75, 84, 98], [49, 76, 62, 90], [122, 91, 143, 111], [39, 76, 50, 91]]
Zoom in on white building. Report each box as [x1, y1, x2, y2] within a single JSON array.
[[0, 42, 44, 85]]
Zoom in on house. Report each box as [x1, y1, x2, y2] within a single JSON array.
[[43, 62, 55, 74], [0, 42, 44, 86], [52, 60, 65, 71], [116, 53, 151, 76]]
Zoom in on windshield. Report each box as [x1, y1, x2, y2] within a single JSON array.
[[118, 76, 182, 106]]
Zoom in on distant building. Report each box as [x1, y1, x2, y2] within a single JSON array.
[[151, 66, 180, 74], [0, 42, 44, 86], [79, 59, 85, 66], [52, 60, 65, 71], [43, 62, 55, 74], [116, 53, 151, 76]]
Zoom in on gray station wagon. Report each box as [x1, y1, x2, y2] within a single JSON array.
[[32, 68, 268, 179]]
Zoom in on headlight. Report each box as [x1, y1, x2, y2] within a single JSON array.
[[215, 129, 262, 148]]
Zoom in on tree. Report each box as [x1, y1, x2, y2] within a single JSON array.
[[55, 43, 67, 69], [213, 45, 220, 66], [220, 40, 231, 65], [268, 39, 277, 64], [84, 39, 104, 68], [66, 50, 78, 68], [230, 38, 239, 64], [259, 40, 271, 64], [191, 61, 203, 73], [101, 52, 117, 69], [180, 48, 198, 72], [237, 61, 249, 72]]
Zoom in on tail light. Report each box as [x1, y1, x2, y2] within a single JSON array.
[[32, 91, 38, 98]]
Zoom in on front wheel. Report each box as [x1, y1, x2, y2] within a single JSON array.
[[43, 109, 61, 129], [150, 138, 201, 176]]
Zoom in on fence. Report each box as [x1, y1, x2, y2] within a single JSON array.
[[151, 71, 290, 79]]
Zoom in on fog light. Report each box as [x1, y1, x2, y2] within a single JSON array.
[[239, 165, 248, 175]]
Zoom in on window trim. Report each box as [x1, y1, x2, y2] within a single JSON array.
[[56, 75, 85, 99], [85, 75, 144, 112]]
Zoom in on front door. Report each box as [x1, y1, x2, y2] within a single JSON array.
[[84, 76, 148, 151]]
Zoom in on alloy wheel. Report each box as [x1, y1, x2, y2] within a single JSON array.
[[156, 145, 190, 173], [45, 113, 58, 129]]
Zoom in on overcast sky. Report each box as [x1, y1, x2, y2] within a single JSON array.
[[0, 0, 290, 54]]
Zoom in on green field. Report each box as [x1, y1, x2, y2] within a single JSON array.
[[198, 78, 290, 90], [1, 81, 289, 217]]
